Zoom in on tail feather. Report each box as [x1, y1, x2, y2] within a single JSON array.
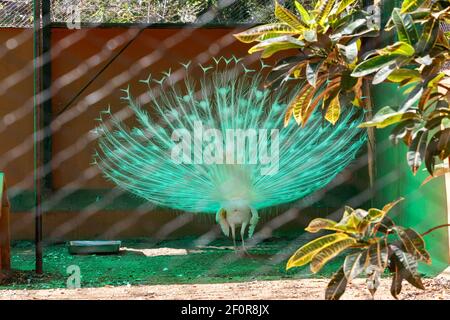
[[95, 58, 366, 214]]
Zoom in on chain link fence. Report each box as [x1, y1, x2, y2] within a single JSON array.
[[0, 0, 32, 27], [0, 0, 448, 296], [0, 0, 319, 27], [441, 22, 450, 70]]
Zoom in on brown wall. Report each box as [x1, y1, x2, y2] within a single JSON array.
[[9, 207, 319, 242], [0, 29, 35, 189]]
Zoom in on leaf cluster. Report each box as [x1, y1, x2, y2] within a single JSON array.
[[234, 0, 378, 126], [358, 0, 450, 182], [286, 198, 432, 300], [235, 0, 450, 181]]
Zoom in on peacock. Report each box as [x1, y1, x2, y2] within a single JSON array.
[[93, 57, 366, 252]]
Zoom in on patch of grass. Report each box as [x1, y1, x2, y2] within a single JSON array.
[[3, 237, 342, 290]]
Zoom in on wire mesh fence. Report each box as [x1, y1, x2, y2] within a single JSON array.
[[441, 22, 450, 70], [0, 0, 32, 27], [0, 0, 448, 295], [0, 0, 317, 27]]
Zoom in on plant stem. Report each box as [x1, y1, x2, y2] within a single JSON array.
[[421, 224, 450, 237], [363, 79, 376, 198]]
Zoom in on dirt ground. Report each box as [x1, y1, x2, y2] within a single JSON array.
[[1, 276, 450, 300]]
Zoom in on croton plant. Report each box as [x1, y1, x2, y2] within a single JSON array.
[[234, 0, 450, 183], [286, 198, 435, 300]]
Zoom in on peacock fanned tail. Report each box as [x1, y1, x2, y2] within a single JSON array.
[[94, 57, 366, 214]]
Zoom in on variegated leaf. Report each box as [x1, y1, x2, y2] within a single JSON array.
[[325, 267, 348, 300], [343, 251, 367, 281], [275, 1, 308, 30], [324, 94, 341, 125], [310, 237, 357, 273], [234, 23, 297, 43], [286, 233, 352, 270]]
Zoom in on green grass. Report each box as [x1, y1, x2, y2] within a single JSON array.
[[1, 236, 343, 290]]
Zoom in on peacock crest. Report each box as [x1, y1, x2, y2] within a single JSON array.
[[93, 56, 366, 249]]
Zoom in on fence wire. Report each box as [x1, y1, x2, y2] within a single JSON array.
[[0, 0, 316, 27], [442, 22, 450, 70], [0, 0, 32, 27], [0, 0, 448, 291]]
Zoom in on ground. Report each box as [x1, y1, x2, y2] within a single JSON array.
[[1, 277, 450, 300], [0, 237, 448, 300]]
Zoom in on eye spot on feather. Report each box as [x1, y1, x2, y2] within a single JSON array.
[[255, 90, 264, 100], [239, 98, 248, 107], [218, 87, 229, 96], [199, 100, 208, 109], [272, 103, 282, 112]]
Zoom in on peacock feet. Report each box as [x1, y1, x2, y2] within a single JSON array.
[[234, 243, 253, 258]]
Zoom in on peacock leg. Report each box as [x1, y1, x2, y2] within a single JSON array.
[[240, 222, 249, 254], [230, 223, 237, 251]]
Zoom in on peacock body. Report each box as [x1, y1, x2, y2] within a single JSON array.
[[94, 57, 366, 249]]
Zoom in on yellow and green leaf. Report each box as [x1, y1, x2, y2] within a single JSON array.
[[286, 233, 353, 270], [275, 1, 308, 30], [248, 35, 304, 55], [310, 237, 357, 273], [358, 106, 419, 129], [305, 218, 338, 233], [427, 72, 445, 89], [379, 198, 403, 216], [335, 206, 365, 233], [335, 0, 359, 16], [352, 42, 415, 78], [325, 94, 341, 125], [294, 0, 313, 25], [315, 0, 337, 26], [387, 68, 421, 83], [365, 208, 385, 223], [401, 0, 429, 13], [233, 23, 297, 43], [392, 8, 419, 45], [287, 84, 315, 125], [260, 42, 303, 58]]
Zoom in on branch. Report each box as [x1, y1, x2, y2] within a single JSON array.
[[421, 224, 450, 237], [438, 83, 450, 91]]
